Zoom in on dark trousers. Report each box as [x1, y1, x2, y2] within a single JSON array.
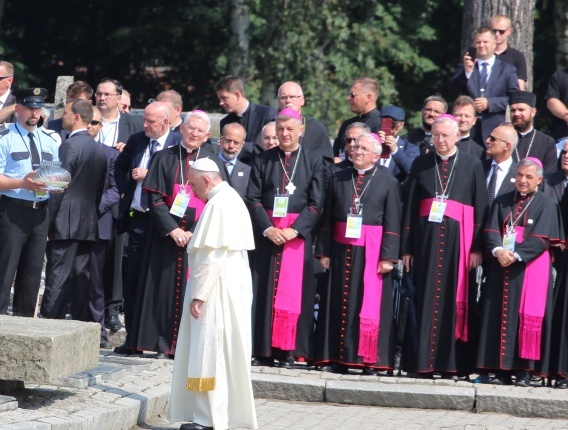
[[0, 200, 49, 317], [89, 238, 109, 340], [103, 230, 127, 318], [42, 239, 94, 321], [124, 213, 150, 340]]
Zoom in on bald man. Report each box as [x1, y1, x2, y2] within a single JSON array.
[[114, 101, 183, 354]]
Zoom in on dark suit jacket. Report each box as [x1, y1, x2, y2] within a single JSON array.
[[115, 130, 182, 229], [482, 158, 517, 200], [48, 130, 107, 241], [222, 158, 251, 198], [98, 144, 120, 240], [450, 58, 519, 144], [542, 170, 566, 204], [220, 102, 277, 164], [386, 137, 420, 183], [300, 114, 333, 165], [3, 93, 16, 123]]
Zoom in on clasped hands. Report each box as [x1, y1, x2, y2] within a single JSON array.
[[266, 227, 298, 246], [495, 248, 517, 267]]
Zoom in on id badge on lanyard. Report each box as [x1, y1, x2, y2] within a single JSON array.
[[503, 226, 516, 252], [345, 214, 363, 239], [428, 194, 447, 223], [170, 188, 190, 217], [273, 194, 289, 217]]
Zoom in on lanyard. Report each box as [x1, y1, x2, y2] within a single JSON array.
[[15, 123, 43, 164], [506, 191, 536, 233], [178, 145, 200, 189], [434, 150, 458, 199], [278, 147, 301, 195], [351, 167, 377, 214]]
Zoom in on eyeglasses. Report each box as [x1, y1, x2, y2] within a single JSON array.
[[492, 28, 508, 35], [432, 133, 455, 140], [95, 92, 119, 98], [89, 120, 102, 126], [423, 108, 444, 115], [220, 136, 243, 146], [0, 76, 12, 80], [184, 124, 207, 135], [352, 145, 373, 154], [487, 135, 508, 144], [278, 95, 303, 102], [347, 92, 367, 99], [344, 137, 357, 144]]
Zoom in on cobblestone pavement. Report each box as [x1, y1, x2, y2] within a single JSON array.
[[133, 399, 568, 430]]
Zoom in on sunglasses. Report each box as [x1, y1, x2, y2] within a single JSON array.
[[344, 137, 357, 144], [487, 134, 508, 144], [492, 28, 508, 35], [90, 120, 102, 126]]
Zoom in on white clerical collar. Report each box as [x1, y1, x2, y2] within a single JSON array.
[[436, 148, 457, 160], [519, 127, 534, 138], [460, 134, 470, 140], [237, 101, 250, 117], [207, 181, 228, 200], [356, 165, 375, 175]]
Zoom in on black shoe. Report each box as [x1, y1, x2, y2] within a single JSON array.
[[113, 343, 142, 355], [331, 363, 349, 374], [180, 423, 214, 430], [106, 315, 122, 332], [278, 357, 295, 369], [100, 340, 112, 349], [514, 370, 531, 387], [555, 378, 568, 388], [489, 374, 512, 385], [362, 366, 379, 376], [251, 356, 274, 367]]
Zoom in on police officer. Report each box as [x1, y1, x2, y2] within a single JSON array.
[[0, 87, 59, 317]]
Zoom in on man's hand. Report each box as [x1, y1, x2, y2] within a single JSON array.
[[474, 97, 488, 112], [464, 52, 475, 73], [377, 132, 397, 155], [21, 171, 46, 192], [495, 248, 516, 267], [131, 167, 148, 181], [402, 254, 413, 272], [469, 251, 482, 270], [281, 227, 299, 241], [114, 142, 126, 152], [319, 257, 330, 270], [190, 299, 204, 319], [169, 227, 192, 247], [378, 260, 394, 274], [266, 227, 289, 246]]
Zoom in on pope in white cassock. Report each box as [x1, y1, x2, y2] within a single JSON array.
[[168, 157, 257, 430]]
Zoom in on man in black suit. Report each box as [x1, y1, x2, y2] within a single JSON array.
[[217, 122, 251, 199], [0, 61, 16, 124], [47, 81, 94, 141], [114, 101, 182, 354], [87, 106, 120, 348], [277, 81, 333, 165], [483, 124, 519, 206], [377, 105, 419, 184], [215, 75, 276, 164], [332, 77, 382, 159], [401, 96, 447, 156], [451, 96, 485, 158], [95, 78, 143, 151], [450, 26, 519, 145], [543, 140, 568, 205], [41, 100, 107, 322]]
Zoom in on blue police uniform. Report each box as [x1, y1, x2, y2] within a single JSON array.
[[0, 87, 59, 317]]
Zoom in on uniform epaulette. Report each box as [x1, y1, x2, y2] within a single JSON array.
[[0, 128, 10, 138], [40, 128, 58, 142]]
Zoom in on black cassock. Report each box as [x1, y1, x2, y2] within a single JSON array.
[[314, 166, 401, 369], [478, 190, 563, 376], [512, 129, 558, 174], [130, 144, 226, 355], [246, 146, 325, 360], [401, 150, 487, 374]]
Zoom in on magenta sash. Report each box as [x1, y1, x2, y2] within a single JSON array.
[[514, 226, 550, 361], [333, 222, 383, 363], [418, 198, 474, 342], [267, 211, 303, 351]]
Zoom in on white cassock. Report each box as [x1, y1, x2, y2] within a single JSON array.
[[168, 181, 257, 429]]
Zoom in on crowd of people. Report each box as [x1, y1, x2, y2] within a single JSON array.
[[3, 13, 568, 429]]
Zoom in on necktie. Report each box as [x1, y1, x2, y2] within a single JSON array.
[[225, 161, 233, 176], [28, 132, 41, 170], [487, 164, 498, 206], [147, 139, 158, 168], [479, 62, 489, 94]]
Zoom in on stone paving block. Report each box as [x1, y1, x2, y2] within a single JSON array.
[[325, 380, 475, 411], [0, 395, 17, 413], [476, 385, 568, 419], [36, 416, 74, 430], [252, 373, 326, 402], [0, 316, 99, 384], [0, 422, 50, 429]]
